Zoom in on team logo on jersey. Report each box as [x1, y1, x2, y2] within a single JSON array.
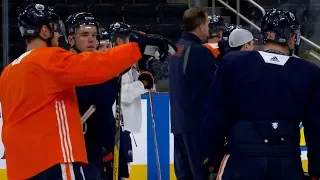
[[270, 56, 280, 62], [172, 45, 184, 57], [272, 122, 278, 129]]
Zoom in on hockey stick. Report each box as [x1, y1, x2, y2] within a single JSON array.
[[113, 77, 122, 180], [81, 105, 96, 135], [81, 105, 96, 124], [148, 90, 162, 180]]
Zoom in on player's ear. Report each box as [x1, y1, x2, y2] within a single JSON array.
[[39, 25, 51, 40], [288, 33, 296, 47], [289, 33, 296, 44], [68, 35, 75, 46], [115, 37, 123, 46]]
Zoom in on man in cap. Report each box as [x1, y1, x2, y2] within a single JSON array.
[[228, 28, 256, 51]]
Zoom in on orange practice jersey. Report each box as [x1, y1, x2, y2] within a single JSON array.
[[0, 43, 142, 179], [204, 43, 220, 58]]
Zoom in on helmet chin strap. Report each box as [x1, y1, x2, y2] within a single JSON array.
[[70, 36, 82, 53]]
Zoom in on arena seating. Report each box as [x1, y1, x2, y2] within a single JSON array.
[[3, 0, 187, 61], [123, 3, 158, 25], [89, 4, 123, 27], [158, 3, 189, 24]]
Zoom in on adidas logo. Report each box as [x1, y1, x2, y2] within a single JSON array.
[[270, 56, 280, 62]]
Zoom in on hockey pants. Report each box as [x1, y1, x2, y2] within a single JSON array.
[[174, 133, 203, 180], [216, 154, 304, 180], [82, 162, 103, 180], [27, 163, 85, 180]]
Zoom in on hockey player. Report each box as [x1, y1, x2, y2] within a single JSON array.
[[169, 8, 218, 180], [98, 28, 112, 52], [228, 28, 256, 51], [0, 4, 176, 180], [204, 15, 227, 58], [202, 9, 320, 180], [64, 12, 115, 179], [103, 22, 154, 180]]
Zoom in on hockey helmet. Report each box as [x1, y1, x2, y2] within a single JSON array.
[[18, 4, 65, 38], [222, 24, 242, 41], [108, 22, 132, 41], [261, 9, 301, 46], [97, 27, 112, 50], [208, 15, 227, 38], [65, 12, 100, 39], [100, 28, 111, 41]]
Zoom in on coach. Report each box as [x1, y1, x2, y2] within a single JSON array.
[[168, 7, 218, 180]]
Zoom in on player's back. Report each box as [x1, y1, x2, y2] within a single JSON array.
[[0, 48, 87, 179], [221, 50, 320, 155]]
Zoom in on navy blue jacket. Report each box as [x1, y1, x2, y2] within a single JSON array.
[[169, 32, 217, 133], [202, 50, 320, 176], [76, 77, 120, 165]]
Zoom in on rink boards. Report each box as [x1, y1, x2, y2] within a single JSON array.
[[0, 93, 308, 179]]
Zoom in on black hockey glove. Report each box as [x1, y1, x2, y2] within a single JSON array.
[[138, 71, 154, 89], [137, 55, 154, 72], [129, 30, 177, 61]]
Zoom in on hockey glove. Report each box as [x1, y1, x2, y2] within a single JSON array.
[[138, 71, 154, 89], [137, 55, 154, 72], [129, 30, 177, 61]]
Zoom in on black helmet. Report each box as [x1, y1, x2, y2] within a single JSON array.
[[261, 9, 301, 46], [108, 22, 132, 41], [64, 12, 100, 52], [100, 28, 111, 41], [222, 24, 242, 40], [208, 15, 227, 37], [65, 12, 100, 38], [18, 3, 65, 38], [96, 27, 112, 50]]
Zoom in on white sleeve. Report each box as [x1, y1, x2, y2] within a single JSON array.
[[121, 71, 147, 104]]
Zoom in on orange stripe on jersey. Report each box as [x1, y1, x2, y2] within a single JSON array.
[[216, 154, 230, 180]]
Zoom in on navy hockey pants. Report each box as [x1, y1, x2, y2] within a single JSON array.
[[102, 130, 133, 180], [82, 162, 102, 180], [28, 163, 85, 180], [216, 154, 304, 180], [174, 133, 203, 180]]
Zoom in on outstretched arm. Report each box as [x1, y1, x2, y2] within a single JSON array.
[[45, 43, 142, 92]]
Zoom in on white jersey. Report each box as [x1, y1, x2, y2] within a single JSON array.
[[113, 65, 147, 133]]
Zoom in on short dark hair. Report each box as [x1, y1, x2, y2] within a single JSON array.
[[230, 45, 243, 51], [183, 7, 207, 32]]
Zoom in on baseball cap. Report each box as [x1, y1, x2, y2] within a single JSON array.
[[228, 28, 257, 47]]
